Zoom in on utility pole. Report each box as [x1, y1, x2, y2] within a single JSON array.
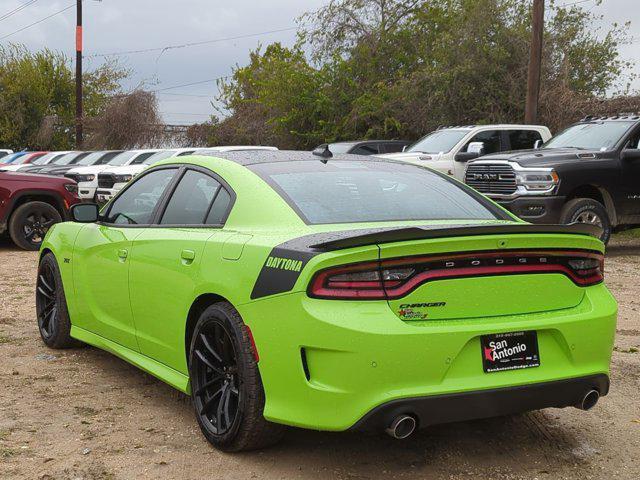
[[525, 0, 544, 124], [75, 0, 83, 146]]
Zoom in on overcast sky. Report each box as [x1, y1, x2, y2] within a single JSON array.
[[1, 0, 638, 125]]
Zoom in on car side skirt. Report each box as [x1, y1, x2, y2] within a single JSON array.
[[349, 374, 609, 432], [71, 326, 190, 394]]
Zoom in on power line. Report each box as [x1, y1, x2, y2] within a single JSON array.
[[160, 112, 213, 116], [87, 26, 297, 58], [150, 75, 231, 93], [0, 0, 40, 23], [157, 92, 214, 98], [0, 2, 75, 41], [557, 0, 592, 7]]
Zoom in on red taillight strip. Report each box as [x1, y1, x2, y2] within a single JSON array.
[[308, 249, 604, 300], [382, 264, 601, 299]]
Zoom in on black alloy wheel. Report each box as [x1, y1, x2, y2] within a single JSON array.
[[191, 321, 241, 436], [188, 303, 285, 452], [9, 201, 61, 250], [36, 259, 58, 341], [35, 253, 78, 349]]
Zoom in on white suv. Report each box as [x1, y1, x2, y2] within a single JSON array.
[[377, 124, 551, 180]]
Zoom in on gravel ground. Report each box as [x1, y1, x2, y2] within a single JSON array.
[[0, 235, 638, 480]]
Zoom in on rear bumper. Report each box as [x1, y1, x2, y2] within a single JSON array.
[[494, 195, 566, 223], [240, 283, 617, 432], [350, 374, 609, 432]]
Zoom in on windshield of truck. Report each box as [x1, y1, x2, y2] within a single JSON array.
[[544, 121, 635, 151], [407, 130, 468, 154]]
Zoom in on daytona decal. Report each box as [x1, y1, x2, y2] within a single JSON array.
[[250, 247, 316, 299], [265, 256, 303, 272]]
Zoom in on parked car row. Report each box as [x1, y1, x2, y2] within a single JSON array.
[[0, 146, 279, 250], [0, 146, 279, 205], [3, 114, 639, 249]]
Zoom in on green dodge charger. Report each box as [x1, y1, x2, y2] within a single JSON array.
[[36, 150, 617, 451]]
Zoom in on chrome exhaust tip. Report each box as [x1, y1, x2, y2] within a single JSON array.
[[385, 415, 417, 439], [577, 389, 600, 411]]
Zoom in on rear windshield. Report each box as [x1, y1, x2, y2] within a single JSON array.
[[249, 160, 505, 224]]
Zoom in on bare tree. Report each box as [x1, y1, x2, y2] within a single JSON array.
[[84, 90, 164, 149], [299, 0, 422, 61]]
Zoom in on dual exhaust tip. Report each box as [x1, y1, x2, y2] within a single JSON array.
[[385, 414, 417, 439], [384, 390, 600, 439], [577, 389, 600, 411]]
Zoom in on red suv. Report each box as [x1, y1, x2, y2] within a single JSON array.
[[0, 171, 80, 250]]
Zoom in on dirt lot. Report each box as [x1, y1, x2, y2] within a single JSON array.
[[0, 236, 639, 480]]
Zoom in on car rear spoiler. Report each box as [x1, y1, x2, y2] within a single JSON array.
[[308, 223, 603, 251]]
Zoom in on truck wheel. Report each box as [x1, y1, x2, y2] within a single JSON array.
[[560, 198, 611, 244], [188, 302, 285, 452], [9, 201, 61, 251]]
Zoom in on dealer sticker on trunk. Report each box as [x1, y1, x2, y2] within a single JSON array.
[[481, 331, 540, 373]]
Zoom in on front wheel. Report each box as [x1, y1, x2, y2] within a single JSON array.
[[560, 198, 611, 244], [188, 302, 285, 452], [36, 253, 80, 348]]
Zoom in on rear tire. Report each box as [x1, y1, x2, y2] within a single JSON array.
[[560, 198, 611, 244], [188, 302, 285, 452], [36, 253, 80, 349], [9, 201, 61, 251]]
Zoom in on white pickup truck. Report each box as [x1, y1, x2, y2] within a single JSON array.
[[377, 124, 552, 180]]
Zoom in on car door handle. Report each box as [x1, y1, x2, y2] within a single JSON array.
[[117, 249, 128, 260], [181, 249, 195, 264]]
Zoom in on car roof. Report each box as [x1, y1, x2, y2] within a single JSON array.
[[328, 140, 408, 146], [183, 149, 394, 167]]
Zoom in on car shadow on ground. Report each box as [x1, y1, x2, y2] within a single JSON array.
[[68, 343, 589, 478], [0, 236, 22, 251]]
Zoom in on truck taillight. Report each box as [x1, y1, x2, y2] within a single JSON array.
[[308, 250, 604, 300]]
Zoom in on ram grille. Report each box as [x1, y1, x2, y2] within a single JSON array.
[[465, 163, 517, 195]]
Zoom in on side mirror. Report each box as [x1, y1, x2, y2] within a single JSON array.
[[71, 203, 99, 223], [402, 145, 407, 152], [455, 151, 480, 162], [467, 141, 485, 155], [533, 139, 543, 149], [621, 149, 640, 161]]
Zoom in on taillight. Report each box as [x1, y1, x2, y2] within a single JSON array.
[[308, 250, 604, 300]]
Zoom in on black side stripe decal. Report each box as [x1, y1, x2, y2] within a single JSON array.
[[250, 247, 317, 299]]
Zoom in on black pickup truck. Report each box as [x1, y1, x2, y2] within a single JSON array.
[[464, 115, 640, 243]]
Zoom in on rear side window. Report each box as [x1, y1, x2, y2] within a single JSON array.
[[351, 144, 379, 155], [104, 168, 177, 225], [508, 130, 542, 150], [160, 170, 221, 225], [464, 130, 501, 154], [250, 161, 504, 224], [206, 188, 232, 225], [380, 143, 407, 154]]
